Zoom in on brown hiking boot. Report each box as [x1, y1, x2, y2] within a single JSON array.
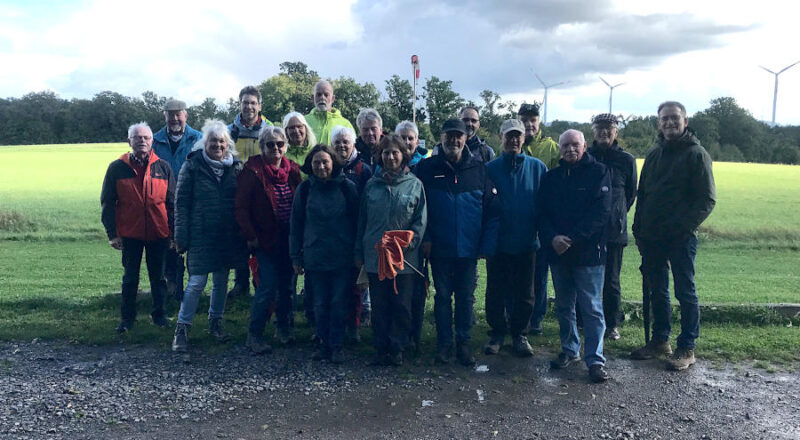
[[666, 347, 696, 371], [630, 339, 672, 360]]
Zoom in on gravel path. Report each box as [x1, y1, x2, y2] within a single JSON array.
[[1, 340, 798, 439]]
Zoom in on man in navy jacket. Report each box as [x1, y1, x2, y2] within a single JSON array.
[[415, 119, 500, 366], [539, 129, 612, 383], [151, 99, 201, 302]]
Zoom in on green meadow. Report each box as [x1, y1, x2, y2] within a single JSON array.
[[0, 143, 798, 363]]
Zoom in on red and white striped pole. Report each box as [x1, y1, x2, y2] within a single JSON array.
[[411, 55, 420, 125]]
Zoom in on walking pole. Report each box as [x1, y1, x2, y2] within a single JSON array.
[[640, 264, 651, 343]]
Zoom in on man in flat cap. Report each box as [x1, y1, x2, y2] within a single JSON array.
[[518, 102, 560, 335], [484, 119, 547, 358], [152, 99, 202, 302], [587, 113, 637, 340]]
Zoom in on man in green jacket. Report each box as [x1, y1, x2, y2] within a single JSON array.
[[518, 102, 560, 334], [306, 80, 354, 145], [631, 101, 716, 371]]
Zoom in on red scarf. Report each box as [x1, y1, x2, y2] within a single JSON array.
[[263, 156, 290, 185]]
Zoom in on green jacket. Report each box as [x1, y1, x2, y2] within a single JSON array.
[[632, 129, 716, 242], [355, 170, 427, 275], [523, 131, 560, 170], [305, 108, 354, 146]]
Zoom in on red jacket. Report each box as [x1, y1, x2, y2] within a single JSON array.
[[101, 152, 175, 241], [235, 155, 302, 253]]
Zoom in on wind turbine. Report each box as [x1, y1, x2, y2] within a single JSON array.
[[534, 73, 567, 125], [760, 61, 800, 127], [599, 76, 625, 114]]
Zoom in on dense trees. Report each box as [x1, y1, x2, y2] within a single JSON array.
[[0, 62, 797, 164]]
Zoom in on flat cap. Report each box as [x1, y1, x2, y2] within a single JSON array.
[[164, 99, 187, 112], [441, 118, 467, 134], [592, 113, 619, 125], [500, 119, 525, 135]]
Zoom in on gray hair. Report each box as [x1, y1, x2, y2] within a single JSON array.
[[194, 119, 237, 157], [657, 101, 687, 117], [395, 120, 418, 137], [282, 111, 318, 147], [558, 129, 586, 146], [258, 126, 288, 151], [127, 122, 152, 139], [331, 125, 356, 144], [356, 108, 383, 130], [314, 80, 333, 93]]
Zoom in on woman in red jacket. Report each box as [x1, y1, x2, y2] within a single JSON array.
[[235, 126, 303, 354]]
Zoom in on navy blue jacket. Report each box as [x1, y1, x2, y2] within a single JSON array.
[[588, 141, 637, 245], [486, 153, 548, 255], [415, 152, 500, 259], [342, 155, 373, 196], [538, 153, 612, 266]]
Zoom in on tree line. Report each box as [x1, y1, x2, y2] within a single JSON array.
[[1, 61, 798, 164]]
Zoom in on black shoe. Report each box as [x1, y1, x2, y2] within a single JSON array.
[[330, 349, 345, 364], [387, 352, 403, 366], [312, 346, 329, 361], [152, 315, 169, 328], [589, 364, 610, 383], [434, 346, 451, 364], [368, 353, 387, 366], [456, 343, 475, 366], [116, 320, 134, 334], [550, 352, 580, 369], [227, 283, 249, 298], [484, 336, 503, 355], [172, 323, 189, 352]]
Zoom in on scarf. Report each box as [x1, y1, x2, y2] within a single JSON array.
[[381, 166, 409, 183], [168, 131, 184, 143], [233, 113, 266, 139], [202, 148, 233, 181], [263, 156, 291, 185]]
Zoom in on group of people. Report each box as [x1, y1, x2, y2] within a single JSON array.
[[101, 80, 716, 383]]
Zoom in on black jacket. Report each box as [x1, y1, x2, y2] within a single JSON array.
[[632, 129, 716, 242], [588, 141, 637, 245], [538, 153, 612, 266], [175, 150, 247, 275]]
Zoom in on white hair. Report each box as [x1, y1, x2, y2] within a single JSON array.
[[258, 126, 288, 152], [356, 108, 382, 130], [558, 129, 586, 146], [193, 119, 237, 157], [282, 111, 317, 147], [330, 125, 356, 144], [395, 120, 418, 137], [127, 122, 151, 139]]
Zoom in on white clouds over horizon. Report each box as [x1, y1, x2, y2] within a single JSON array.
[[1, 0, 798, 124]]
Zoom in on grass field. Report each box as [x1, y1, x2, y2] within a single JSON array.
[[0, 143, 798, 363]]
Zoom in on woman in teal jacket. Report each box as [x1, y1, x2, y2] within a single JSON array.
[[355, 134, 427, 366]]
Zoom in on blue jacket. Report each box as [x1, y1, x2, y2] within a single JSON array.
[[415, 152, 500, 259], [538, 153, 612, 266], [152, 125, 202, 176], [342, 155, 373, 196], [486, 153, 547, 255]]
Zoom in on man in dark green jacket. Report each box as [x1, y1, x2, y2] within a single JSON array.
[[631, 101, 716, 371]]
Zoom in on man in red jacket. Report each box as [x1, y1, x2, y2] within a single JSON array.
[[101, 122, 175, 333]]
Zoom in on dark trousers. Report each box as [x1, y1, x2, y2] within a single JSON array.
[[120, 237, 168, 323], [432, 258, 477, 349], [530, 246, 550, 329], [486, 251, 535, 338], [639, 235, 700, 349], [307, 270, 349, 350], [409, 271, 428, 346], [249, 249, 294, 335], [345, 268, 363, 329], [368, 273, 414, 355], [163, 247, 185, 299], [602, 243, 624, 329]]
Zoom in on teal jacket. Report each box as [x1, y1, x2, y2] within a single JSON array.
[[355, 170, 427, 274], [152, 124, 202, 176]]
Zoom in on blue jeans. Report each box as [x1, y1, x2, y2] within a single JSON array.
[[249, 249, 294, 336], [307, 270, 349, 350], [177, 270, 229, 325], [530, 246, 550, 329], [432, 258, 477, 349], [551, 263, 606, 368], [639, 235, 699, 349]]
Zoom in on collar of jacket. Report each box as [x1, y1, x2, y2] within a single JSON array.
[[500, 152, 526, 170], [311, 107, 344, 120], [559, 151, 596, 169], [657, 127, 700, 149], [588, 140, 621, 156]]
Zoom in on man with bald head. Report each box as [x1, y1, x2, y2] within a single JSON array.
[[538, 129, 612, 383], [306, 80, 354, 145]]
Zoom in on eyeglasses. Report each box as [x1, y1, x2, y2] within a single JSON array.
[[262, 141, 285, 149]]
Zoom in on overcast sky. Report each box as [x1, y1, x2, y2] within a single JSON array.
[[2, 0, 798, 125]]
